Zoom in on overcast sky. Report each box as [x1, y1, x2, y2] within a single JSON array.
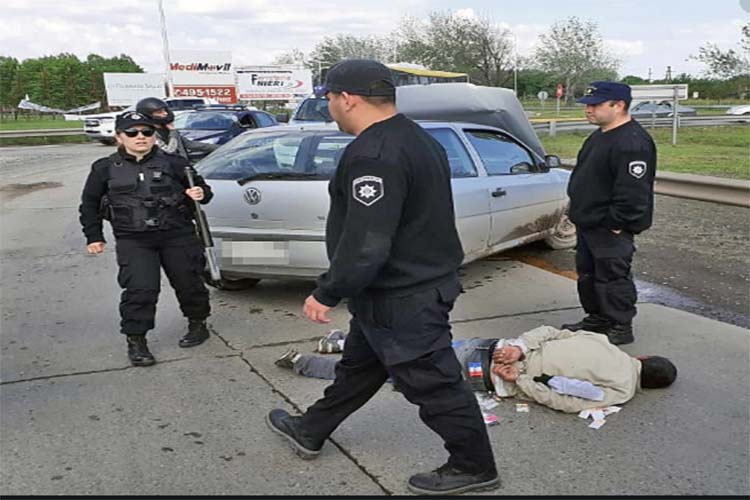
[[2, 0, 748, 79]]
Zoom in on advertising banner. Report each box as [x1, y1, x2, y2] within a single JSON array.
[[237, 68, 312, 101], [170, 50, 236, 103], [103, 73, 165, 106]]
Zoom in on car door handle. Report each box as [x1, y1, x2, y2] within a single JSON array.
[[492, 188, 507, 198]]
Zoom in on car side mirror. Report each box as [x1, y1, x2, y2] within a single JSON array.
[[544, 155, 562, 169], [276, 113, 289, 123]]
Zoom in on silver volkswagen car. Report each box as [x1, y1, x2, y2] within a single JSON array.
[[196, 83, 575, 289]]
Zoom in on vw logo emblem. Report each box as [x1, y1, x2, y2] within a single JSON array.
[[244, 187, 262, 205]]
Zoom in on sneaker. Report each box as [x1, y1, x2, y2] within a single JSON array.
[[605, 323, 635, 345], [126, 335, 156, 367], [275, 348, 301, 369], [179, 319, 210, 348], [316, 329, 346, 353], [407, 463, 500, 495], [561, 314, 611, 334], [265, 409, 323, 460]]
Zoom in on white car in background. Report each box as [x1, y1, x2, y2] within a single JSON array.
[[195, 83, 576, 290], [725, 104, 750, 121]]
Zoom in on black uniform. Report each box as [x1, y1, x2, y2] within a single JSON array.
[[300, 113, 495, 474], [79, 146, 213, 335], [567, 119, 656, 325]]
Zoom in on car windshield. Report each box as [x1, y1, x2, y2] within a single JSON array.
[[196, 130, 353, 181], [294, 98, 332, 122], [173, 111, 238, 130]]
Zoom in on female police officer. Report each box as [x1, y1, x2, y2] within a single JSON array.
[[79, 110, 214, 366]]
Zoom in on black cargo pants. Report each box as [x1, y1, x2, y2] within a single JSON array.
[[575, 226, 637, 325], [299, 281, 496, 474], [115, 232, 210, 335]]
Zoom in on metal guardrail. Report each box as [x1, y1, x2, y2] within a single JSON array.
[[532, 115, 748, 135], [559, 162, 750, 208], [0, 128, 85, 138]]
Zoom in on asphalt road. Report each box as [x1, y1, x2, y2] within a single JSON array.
[[1, 143, 748, 495]]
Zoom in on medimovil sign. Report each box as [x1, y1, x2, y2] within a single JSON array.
[[170, 62, 231, 72]]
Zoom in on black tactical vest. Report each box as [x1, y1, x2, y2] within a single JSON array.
[[104, 152, 192, 233], [460, 338, 498, 392]]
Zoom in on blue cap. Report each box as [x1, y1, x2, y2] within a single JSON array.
[[314, 59, 395, 98], [577, 81, 632, 105]]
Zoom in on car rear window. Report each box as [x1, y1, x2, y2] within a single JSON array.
[[294, 98, 332, 122], [173, 111, 237, 130], [197, 130, 353, 180]]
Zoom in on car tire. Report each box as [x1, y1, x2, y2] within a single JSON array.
[[205, 273, 261, 291], [544, 210, 576, 250]]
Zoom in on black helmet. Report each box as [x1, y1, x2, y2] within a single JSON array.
[[136, 97, 174, 125]]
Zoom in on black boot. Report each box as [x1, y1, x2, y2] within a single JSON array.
[[408, 464, 500, 495], [127, 335, 155, 367], [604, 323, 635, 345], [561, 314, 611, 333], [179, 319, 210, 348], [265, 409, 324, 460]]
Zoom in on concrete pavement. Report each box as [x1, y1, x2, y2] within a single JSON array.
[[1, 143, 748, 495]]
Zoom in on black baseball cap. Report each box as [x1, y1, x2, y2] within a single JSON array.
[[115, 111, 155, 131], [314, 59, 395, 98], [577, 81, 632, 105]]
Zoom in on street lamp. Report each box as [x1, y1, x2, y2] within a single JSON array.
[[509, 31, 518, 96]]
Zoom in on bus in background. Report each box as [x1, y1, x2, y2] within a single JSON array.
[[386, 64, 469, 86]]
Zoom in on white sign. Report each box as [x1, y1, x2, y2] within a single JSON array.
[[237, 68, 313, 101], [537, 91, 549, 101], [103, 73, 165, 106], [170, 50, 234, 85], [630, 84, 688, 100]]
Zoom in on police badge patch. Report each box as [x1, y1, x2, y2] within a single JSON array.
[[352, 175, 384, 206], [628, 161, 647, 179]]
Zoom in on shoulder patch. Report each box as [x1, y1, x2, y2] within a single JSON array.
[[352, 175, 384, 206], [628, 161, 647, 179]]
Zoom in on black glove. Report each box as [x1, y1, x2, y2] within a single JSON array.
[[533, 373, 553, 386]]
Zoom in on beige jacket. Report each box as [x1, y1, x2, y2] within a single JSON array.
[[496, 326, 642, 413]]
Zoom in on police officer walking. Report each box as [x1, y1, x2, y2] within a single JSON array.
[[265, 60, 498, 495], [562, 82, 657, 345], [135, 97, 218, 163], [79, 111, 214, 366]]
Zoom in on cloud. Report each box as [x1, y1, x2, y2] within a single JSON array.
[[605, 39, 645, 58]]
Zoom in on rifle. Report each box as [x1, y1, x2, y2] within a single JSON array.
[[185, 167, 222, 283]]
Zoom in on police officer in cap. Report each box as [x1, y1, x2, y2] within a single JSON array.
[[135, 97, 218, 162], [79, 110, 214, 366], [265, 59, 498, 495], [562, 81, 657, 345]]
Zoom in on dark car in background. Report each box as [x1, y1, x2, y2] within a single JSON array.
[[286, 96, 332, 124], [173, 106, 279, 148], [630, 100, 697, 118]]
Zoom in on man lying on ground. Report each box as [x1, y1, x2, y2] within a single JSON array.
[[275, 325, 677, 413]]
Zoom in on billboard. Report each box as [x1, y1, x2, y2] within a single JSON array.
[[170, 50, 236, 104], [103, 73, 165, 106], [237, 68, 312, 101]]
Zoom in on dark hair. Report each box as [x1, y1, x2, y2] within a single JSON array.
[[360, 81, 396, 106], [640, 356, 677, 388]]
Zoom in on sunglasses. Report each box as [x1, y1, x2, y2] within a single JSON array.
[[122, 128, 155, 138]]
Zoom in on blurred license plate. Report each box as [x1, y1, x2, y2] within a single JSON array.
[[221, 240, 290, 265]]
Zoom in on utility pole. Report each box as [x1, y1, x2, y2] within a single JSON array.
[[665, 65, 672, 82], [158, 0, 174, 97], [647, 67, 652, 83]]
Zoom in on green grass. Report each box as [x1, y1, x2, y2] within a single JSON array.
[[0, 117, 84, 130], [0, 135, 90, 147], [541, 126, 750, 180]]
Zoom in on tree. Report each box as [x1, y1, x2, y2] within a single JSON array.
[[272, 48, 307, 66], [690, 22, 750, 79], [308, 34, 395, 83], [533, 17, 619, 104], [0, 56, 20, 110], [394, 11, 514, 87]]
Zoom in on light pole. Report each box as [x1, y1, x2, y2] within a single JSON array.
[[509, 31, 518, 95], [157, 0, 174, 97]]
